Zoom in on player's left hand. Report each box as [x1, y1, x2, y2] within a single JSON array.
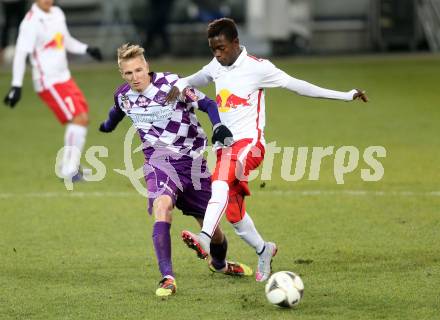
[[86, 46, 103, 61], [212, 124, 233, 146], [3, 86, 21, 108], [353, 89, 368, 102], [99, 122, 113, 133]]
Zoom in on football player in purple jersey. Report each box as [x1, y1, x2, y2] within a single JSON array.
[[99, 43, 251, 297]]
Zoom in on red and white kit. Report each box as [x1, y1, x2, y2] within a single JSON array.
[[12, 3, 89, 123], [175, 46, 356, 223], [175, 45, 359, 282]]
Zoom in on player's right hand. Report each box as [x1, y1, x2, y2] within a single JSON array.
[[86, 46, 103, 61], [99, 122, 113, 133], [3, 86, 21, 108], [353, 89, 368, 102], [212, 124, 234, 146], [164, 86, 181, 104]]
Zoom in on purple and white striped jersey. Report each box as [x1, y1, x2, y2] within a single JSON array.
[[113, 72, 209, 159]]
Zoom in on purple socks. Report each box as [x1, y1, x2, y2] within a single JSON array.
[[152, 221, 173, 277], [152, 222, 229, 274]]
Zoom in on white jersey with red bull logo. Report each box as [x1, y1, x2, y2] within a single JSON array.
[[12, 3, 87, 92], [175, 46, 357, 147]]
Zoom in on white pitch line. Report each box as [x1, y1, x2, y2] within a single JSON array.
[[258, 190, 440, 197], [0, 191, 136, 199], [0, 190, 439, 199]]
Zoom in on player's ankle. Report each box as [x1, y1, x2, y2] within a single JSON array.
[[199, 232, 212, 254], [210, 258, 226, 271], [200, 231, 211, 238]]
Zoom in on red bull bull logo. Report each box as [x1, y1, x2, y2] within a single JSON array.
[[43, 32, 64, 50], [216, 89, 250, 113]]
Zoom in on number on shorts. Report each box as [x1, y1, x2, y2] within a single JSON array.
[[64, 96, 75, 113]]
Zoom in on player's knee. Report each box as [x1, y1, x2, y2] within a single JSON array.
[[210, 180, 229, 201], [225, 204, 244, 224], [211, 180, 229, 192], [153, 196, 173, 222], [226, 209, 242, 224], [71, 113, 88, 126]]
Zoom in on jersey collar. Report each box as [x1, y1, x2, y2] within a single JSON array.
[[32, 3, 53, 19], [222, 46, 247, 71]]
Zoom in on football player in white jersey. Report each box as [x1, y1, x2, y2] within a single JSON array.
[[166, 18, 368, 282], [3, 0, 102, 181]]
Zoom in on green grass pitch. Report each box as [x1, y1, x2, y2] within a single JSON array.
[[1, 54, 439, 319]]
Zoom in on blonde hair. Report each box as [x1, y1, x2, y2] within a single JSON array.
[[117, 43, 146, 68]]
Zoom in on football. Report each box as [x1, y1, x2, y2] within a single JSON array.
[[2, 45, 15, 65], [265, 271, 304, 308]]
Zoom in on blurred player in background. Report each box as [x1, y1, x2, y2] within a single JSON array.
[[143, 0, 174, 57], [166, 17, 368, 282], [0, 0, 26, 63], [3, 0, 102, 181], [99, 43, 251, 297]]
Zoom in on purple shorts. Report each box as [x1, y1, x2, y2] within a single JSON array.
[[144, 155, 212, 217]]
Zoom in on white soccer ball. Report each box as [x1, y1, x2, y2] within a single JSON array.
[[265, 271, 304, 308], [2, 45, 15, 65]]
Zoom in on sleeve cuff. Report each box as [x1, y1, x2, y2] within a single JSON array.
[[175, 79, 189, 92], [346, 89, 357, 101]]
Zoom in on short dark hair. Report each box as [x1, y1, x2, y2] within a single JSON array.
[[207, 18, 238, 42]]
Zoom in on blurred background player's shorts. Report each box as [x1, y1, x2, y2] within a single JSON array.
[[38, 78, 89, 124]]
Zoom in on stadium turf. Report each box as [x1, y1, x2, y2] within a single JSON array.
[[1, 54, 439, 319]]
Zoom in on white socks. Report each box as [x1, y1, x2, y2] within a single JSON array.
[[201, 180, 229, 237], [200, 181, 265, 256], [61, 123, 87, 177], [233, 212, 265, 254]]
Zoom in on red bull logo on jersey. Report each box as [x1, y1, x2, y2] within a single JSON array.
[[216, 89, 250, 113], [43, 32, 64, 50]]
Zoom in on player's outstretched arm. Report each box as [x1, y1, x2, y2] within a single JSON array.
[[165, 69, 213, 104], [258, 60, 368, 102], [4, 47, 28, 108], [64, 33, 102, 61], [283, 77, 364, 101], [99, 105, 125, 133]]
